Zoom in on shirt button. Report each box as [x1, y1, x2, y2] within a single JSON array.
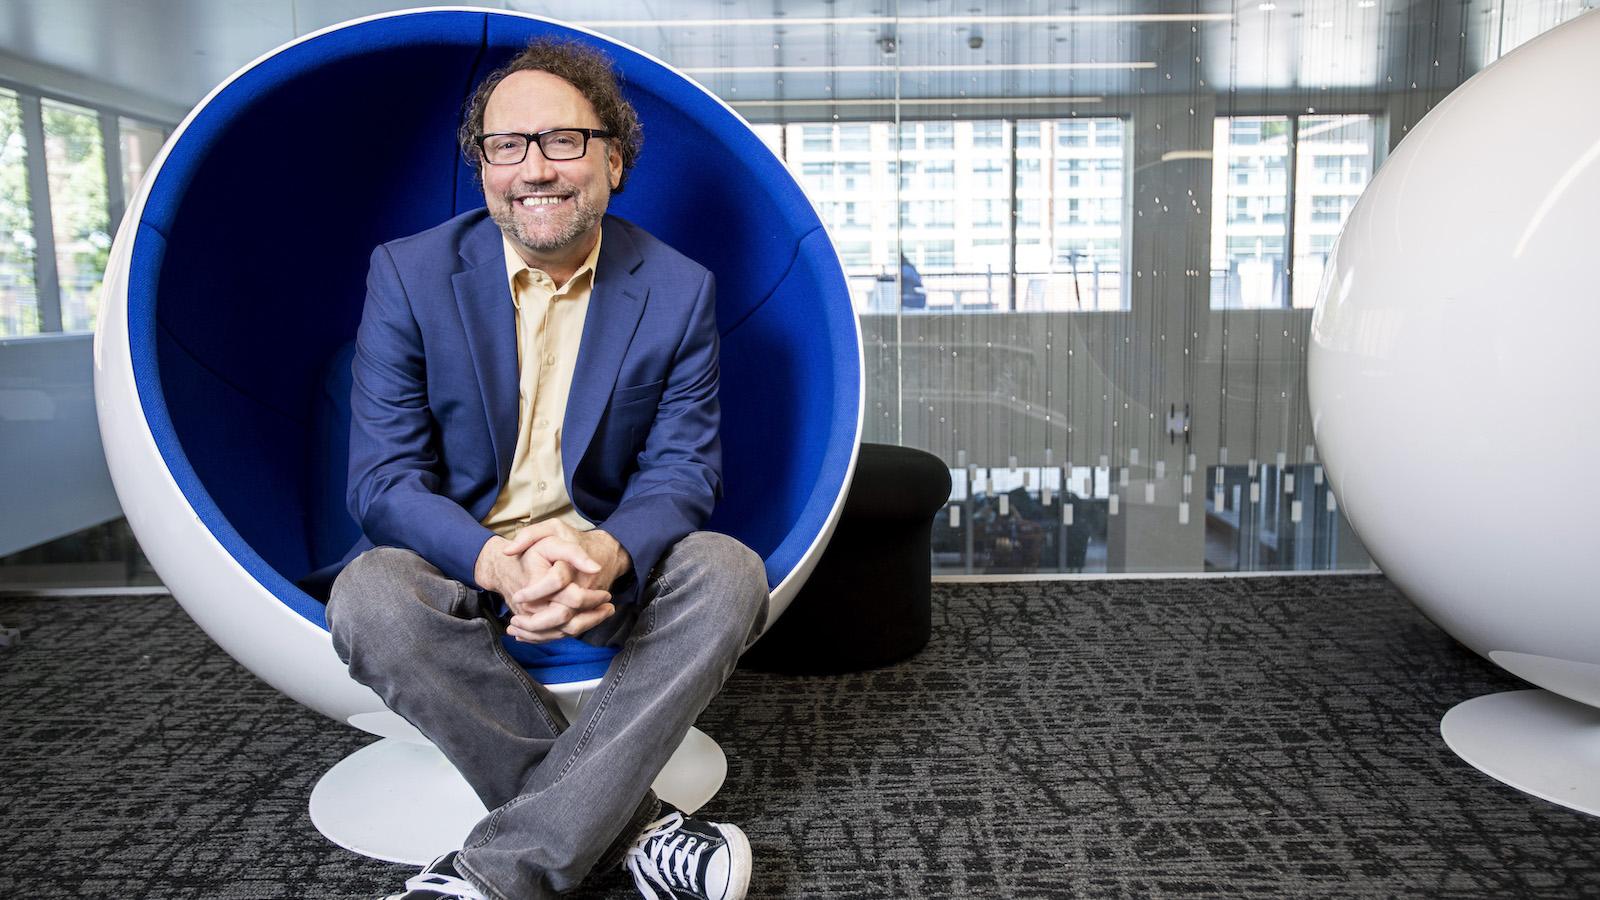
[[537, 481, 547, 492], [535, 418, 548, 429], [543, 355, 556, 366]]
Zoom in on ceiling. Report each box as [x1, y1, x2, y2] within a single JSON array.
[[0, 0, 1592, 121]]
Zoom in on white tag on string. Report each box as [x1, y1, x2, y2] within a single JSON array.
[[1009, 455, 1018, 470], [1305, 444, 1316, 463], [1155, 460, 1166, 479], [1214, 486, 1225, 510], [1108, 494, 1119, 516], [1182, 474, 1192, 494], [957, 449, 968, 467], [1063, 503, 1074, 525], [949, 506, 960, 527], [1187, 453, 1197, 472], [1130, 447, 1140, 465], [1290, 500, 1303, 523], [998, 494, 1009, 516], [1120, 468, 1130, 487], [1275, 451, 1287, 469], [1219, 447, 1229, 465], [1144, 483, 1155, 504], [1178, 501, 1190, 525], [1042, 486, 1053, 506], [1045, 447, 1054, 467], [1314, 465, 1324, 485], [1100, 454, 1110, 469], [1248, 458, 1258, 478], [1328, 492, 1338, 512], [1249, 481, 1260, 503], [1284, 474, 1295, 494]]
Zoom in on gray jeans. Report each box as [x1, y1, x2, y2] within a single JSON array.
[[327, 531, 770, 899]]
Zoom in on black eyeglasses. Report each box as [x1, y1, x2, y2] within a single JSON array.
[[476, 129, 614, 165]]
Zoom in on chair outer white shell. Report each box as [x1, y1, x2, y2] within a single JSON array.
[[1307, 10, 1600, 815], [93, 8, 861, 742]]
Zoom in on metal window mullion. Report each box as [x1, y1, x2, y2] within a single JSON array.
[[1282, 115, 1299, 309], [1007, 118, 1018, 311], [101, 110, 125, 242], [20, 92, 61, 333]]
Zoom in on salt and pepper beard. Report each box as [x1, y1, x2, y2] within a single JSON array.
[[489, 181, 607, 257]]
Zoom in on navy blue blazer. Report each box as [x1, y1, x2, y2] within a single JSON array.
[[345, 209, 721, 630]]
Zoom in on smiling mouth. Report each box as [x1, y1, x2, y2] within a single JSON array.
[[518, 195, 568, 207]]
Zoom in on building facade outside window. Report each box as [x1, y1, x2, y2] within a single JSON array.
[[781, 118, 1128, 313], [0, 84, 170, 338], [1211, 114, 1376, 309], [42, 98, 110, 334], [0, 88, 38, 338]]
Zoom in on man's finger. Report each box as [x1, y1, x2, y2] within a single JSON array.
[[561, 603, 616, 636], [511, 561, 577, 606], [509, 609, 565, 633], [552, 583, 610, 611], [503, 521, 561, 556], [507, 621, 566, 644], [533, 536, 602, 574], [513, 602, 588, 633]]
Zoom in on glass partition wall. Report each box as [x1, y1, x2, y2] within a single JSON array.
[[3, 0, 1591, 586], [596, 0, 1591, 575]]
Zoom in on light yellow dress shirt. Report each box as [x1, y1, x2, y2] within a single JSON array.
[[480, 232, 602, 538]]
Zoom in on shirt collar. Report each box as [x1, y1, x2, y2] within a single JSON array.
[[502, 231, 604, 308]]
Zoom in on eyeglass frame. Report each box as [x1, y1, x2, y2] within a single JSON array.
[[475, 128, 616, 165]]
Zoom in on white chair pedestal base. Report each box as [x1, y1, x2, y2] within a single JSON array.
[[309, 728, 727, 865], [1440, 689, 1600, 817]]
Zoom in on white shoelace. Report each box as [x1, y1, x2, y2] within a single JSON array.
[[625, 812, 713, 899], [402, 867, 486, 899]]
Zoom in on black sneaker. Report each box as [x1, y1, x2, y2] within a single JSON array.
[[383, 850, 486, 899], [624, 811, 751, 900]]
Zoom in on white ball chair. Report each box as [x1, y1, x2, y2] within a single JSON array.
[[94, 10, 861, 862], [1309, 10, 1600, 814]]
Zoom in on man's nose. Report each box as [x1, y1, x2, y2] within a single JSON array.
[[517, 147, 557, 182]]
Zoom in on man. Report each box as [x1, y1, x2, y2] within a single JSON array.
[[327, 38, 769, 900]]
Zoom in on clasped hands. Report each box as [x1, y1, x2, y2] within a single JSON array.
[[474, 521, 631, 643]]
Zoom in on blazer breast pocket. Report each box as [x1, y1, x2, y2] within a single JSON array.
[[610, 379, 665, 409]]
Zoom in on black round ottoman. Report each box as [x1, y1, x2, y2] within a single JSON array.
[[740, 443, 952, 675]]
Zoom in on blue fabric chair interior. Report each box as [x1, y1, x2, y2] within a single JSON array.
[[124, 11, 858, 685]]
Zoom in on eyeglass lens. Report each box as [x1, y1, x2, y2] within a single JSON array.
[[482, 130, 590, 164]]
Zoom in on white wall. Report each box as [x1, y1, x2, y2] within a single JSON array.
[[0, 333, 119, 557]]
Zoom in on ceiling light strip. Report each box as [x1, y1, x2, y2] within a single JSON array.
[[730, 96, 1106, 106], [681, 63, 1155, 74], [578, 14, 1236, 27]]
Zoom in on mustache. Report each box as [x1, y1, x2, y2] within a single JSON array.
[[504, 182, 576, 199]]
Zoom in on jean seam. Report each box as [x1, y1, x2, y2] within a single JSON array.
[[555, 596, 657, 783], [651, 566, 676, 600], [453, 856, 513, 900], [449, 580, 472, 617], [462, 621, 566, 854], [483, 619, 565, 736]]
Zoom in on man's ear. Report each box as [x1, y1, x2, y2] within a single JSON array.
[[609, 147, 623, 190]]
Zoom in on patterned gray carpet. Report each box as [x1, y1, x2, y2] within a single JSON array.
[[2, 576, 1597, 898]]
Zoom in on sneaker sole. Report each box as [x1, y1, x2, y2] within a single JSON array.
[[715, 822, 752, 900]]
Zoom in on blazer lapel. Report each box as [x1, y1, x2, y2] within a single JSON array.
[[452, 216, 519, 483], [563, 217, 648, 480]]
